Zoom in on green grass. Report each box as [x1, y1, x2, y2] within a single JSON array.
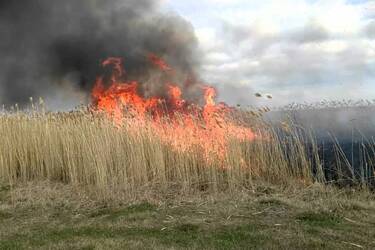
[[88, 203, 157, 220], [296, 211, 342, 227], [0, 182, 374, 249]]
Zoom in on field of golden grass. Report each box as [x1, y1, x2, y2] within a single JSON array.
[[0, 106, 345, 200]]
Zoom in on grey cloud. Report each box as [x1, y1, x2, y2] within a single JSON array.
[[222, 22, 276, 57], [222, 22, 254, 43], [286, 21, 330, 44], [221, 21, 330, 60], [364, 20, 375, 38], [245, 44, 370, 90], [201, 20, 374, 106], [224, 20, 330, 44], [215, 83, 257, 106]]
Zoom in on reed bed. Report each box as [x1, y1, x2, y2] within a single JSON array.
[[0, 107, 373, 199]]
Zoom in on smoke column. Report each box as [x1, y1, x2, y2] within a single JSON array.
[[0, 0, 200, 108]]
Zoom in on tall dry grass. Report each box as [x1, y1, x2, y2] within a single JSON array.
[[0, 106, 372, 198]]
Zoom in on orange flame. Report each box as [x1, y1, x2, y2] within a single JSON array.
[[91, 55, 256, 161], [148, 53, 173, 72]]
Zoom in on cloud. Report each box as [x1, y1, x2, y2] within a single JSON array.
[[364, 20, 375, 38], [363, 2, 375, 19], [186, 0, 375, 106], [286, 21, 330, 44]]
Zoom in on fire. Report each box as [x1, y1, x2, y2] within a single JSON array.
[[91, 54, 256, 161], [148, 53, 173, 72]]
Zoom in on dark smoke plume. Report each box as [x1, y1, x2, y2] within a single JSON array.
[[0, 0, 200, 108]]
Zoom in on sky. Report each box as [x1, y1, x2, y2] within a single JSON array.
[[162, 0, 375, 106]]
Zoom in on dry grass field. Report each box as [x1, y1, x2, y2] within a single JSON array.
[[0, 108, 320, 197], [1, 181, 375, 249]]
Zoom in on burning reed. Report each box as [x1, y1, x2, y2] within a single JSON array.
[[1, 107, 374, 200], [0, 106, 318, 198], [91, 56, 257, 161]]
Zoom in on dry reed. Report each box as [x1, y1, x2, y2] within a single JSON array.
[[0, 107, 372, 199]]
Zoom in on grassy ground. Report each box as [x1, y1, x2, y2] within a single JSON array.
[[1, 182, 374, 250]]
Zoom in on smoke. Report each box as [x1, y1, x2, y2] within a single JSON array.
[[0, 0, 200, 108], [266, 106, 375, 142]]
